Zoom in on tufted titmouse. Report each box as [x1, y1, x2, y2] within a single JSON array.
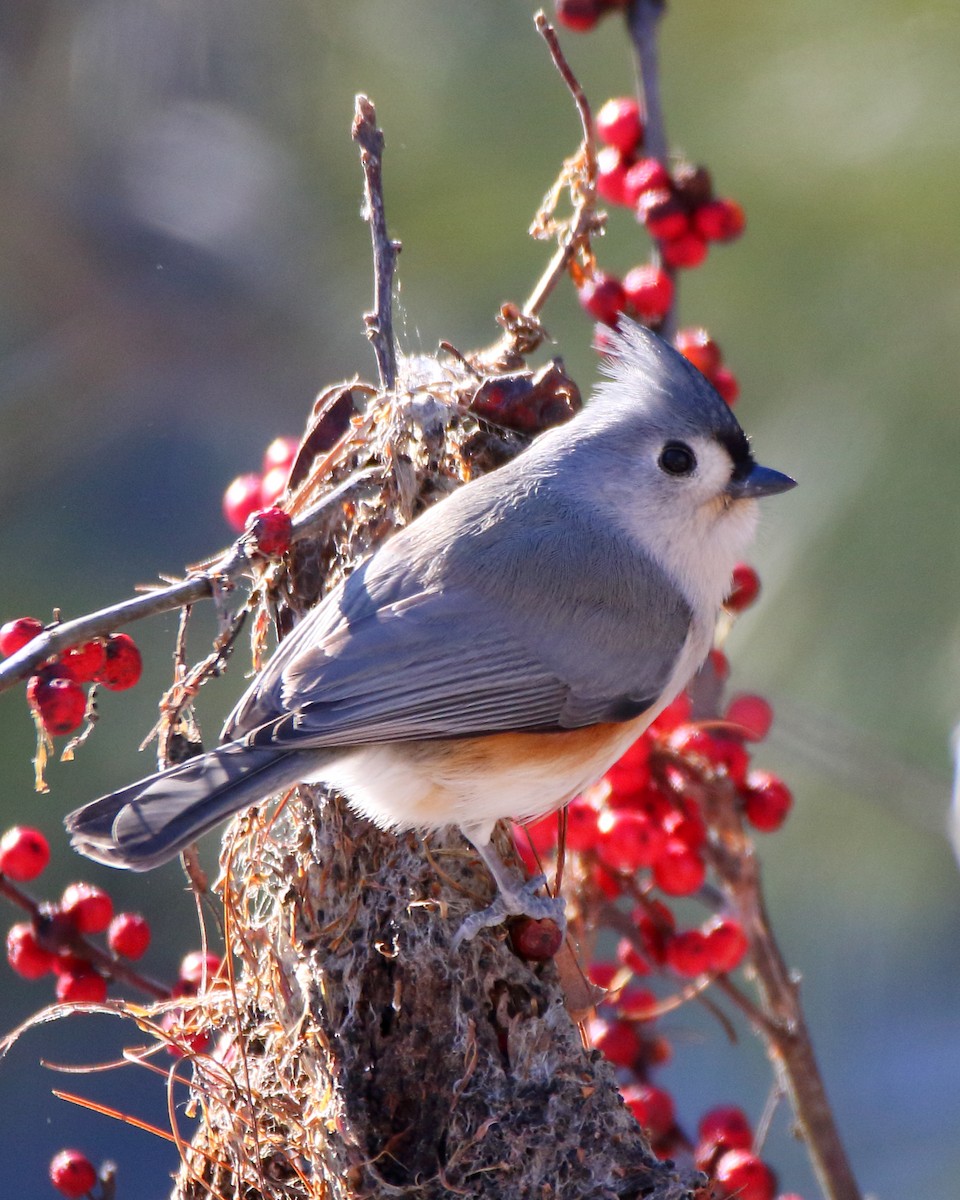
[[67, 322, 794, 940]]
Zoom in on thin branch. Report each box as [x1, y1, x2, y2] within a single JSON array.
[[352, 95, 399, 391], [703, 779, 864, 1200], [0, 469, 379, 695]]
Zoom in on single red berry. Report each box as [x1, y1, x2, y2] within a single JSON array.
[[694, 196, 746, 242], [587, 961, 618, 990], [637, 189, 689, 241], [715, 1149, 777, 1200], [660, 804, 707, 851], [57, 639, 107, 684], [725, 694, 774, 741], [667, 722, 720, 763], [509, 916, 563, 961], [0, 616, 44, 657], [6, 922, 56, 979], [623, 264, 674, 325], [621, 1082, 676, 1140], [261, 435, 299, 475], [742, 770, 793, 832], [710, 735, 751, 788], [665, 928, 713, 976], [588, 1016, 641, 1069], [26, 675, 86, 736], [49, 1149, 98, 1199], [648, 692, 692, 735], [707, 647, 731, 682], [624, 157, 672, 207], [246, 505, 293, 557], [0, 825, 50, 881], [603, 736, 652, 796], [96, 632, 142, 690], [672, 162, 714, 207], [578, 272, 627, 327], [725, 563, 761, 613], [597, 809, 667, 871], [223, 472, 264, 532], [616, 936, 651, 976], [698, 1104, 754, 1149], [259, 464, 290, 507], [676, 326, 724, 377], [661, 230, 708, 270], [592, 862, 623, 899], [61, 882, 114, 934], [596, 97, 645, 156], [712, 365, 740, 406], [596, 145, 633, 207], [704, 917, 749, 972], [56, 967, 108, 1004], [653, 838, 706, 897], [108, 912, 151, 960], [180, 950, 223, 989], [617, 985, 658, 1020], [554, 0, 611, 32], [161, 1009, 213, 1058], [565, 795, 601, 851]]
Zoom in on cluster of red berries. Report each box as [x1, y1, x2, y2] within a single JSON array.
[[1, 617, 142, 737], [223, 436, 298, 533], [591, 95, 745, 274], [49, 1148, 98, 1199], [3, 826, 151, 1002]]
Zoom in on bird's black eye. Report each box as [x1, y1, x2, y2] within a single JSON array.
[[658, 441, 697, 476]]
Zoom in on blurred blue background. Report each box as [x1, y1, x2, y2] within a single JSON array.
[[1, 2, 958, 1196]]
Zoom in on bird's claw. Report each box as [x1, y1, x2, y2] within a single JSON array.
[[452, 873, 566, 949]]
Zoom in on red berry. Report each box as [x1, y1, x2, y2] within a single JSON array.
[[587, 961, 617, 990], [246, 505, 293, 557], [712, 365, 740, 405], [262, 436, 298, 475], [699, 1104, 754, 1149], [259, 464, 290, 507], [0, 825, 50, 881], [704, 917, 749, 972], [56, 967, 108, 1003], [621, 1082, 676, 1140], [676, 328, 720, 379], [596, 97, 645, 156], [715, 1149, 777, 1200], [578, 272, 627, 326], [509, 916, 563, 961], [665, 928, 712, 976], [597, 809, 666, 871], [661, 804, 706, 851], [603, 736, 651, 795], [6, 922, 56, 979], [49, 1149, 98, 1199], [57, 639, 107, 683], [637, 189, 688, 241], [707, 647, 731, 682], [648, 692, 692, 735], [180, 950, 222, 989], [588, 1016, 641, 1069], [592, 862, 623, 898], [725, 563, 761, 613], [617, 936, 651, 976], [661, 230, 708, 270], [617, 985, 658, 1020], [108, 912, 151, 960], [653, 838, 706, 896], [623, 264, 674, 325], [565, 795, 601, 851], [694, 196, 746, 243], [725, 694, 774, 741], [0, 616, 44, 657], [223, 472, 263, 532], [554, 0, 612, 32], [61, 882, 114, 934], [596, 146, 633, 207], [624, 157, 672, 207], [742, 770, 793, 832], [160, 1009, 212, 1058], [27, 675, 86, 735], [96, 633, 142, 691]]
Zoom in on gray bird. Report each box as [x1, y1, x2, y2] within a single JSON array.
[[66, 321, 795, 941]]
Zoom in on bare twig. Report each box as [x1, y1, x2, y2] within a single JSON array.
[[352, 95, 399, 391]]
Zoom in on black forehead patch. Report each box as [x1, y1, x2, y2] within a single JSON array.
[[718, 425, 755, 480]]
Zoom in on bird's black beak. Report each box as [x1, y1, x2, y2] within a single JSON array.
[[726, 462, 796, 500]]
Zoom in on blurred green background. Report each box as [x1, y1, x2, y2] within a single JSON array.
[[1, 2, 958, 1195]]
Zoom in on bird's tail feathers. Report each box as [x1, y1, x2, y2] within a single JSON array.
[[65, 743, 317, 871]]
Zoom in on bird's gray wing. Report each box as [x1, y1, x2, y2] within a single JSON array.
[[226, 496, 693, 749]]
